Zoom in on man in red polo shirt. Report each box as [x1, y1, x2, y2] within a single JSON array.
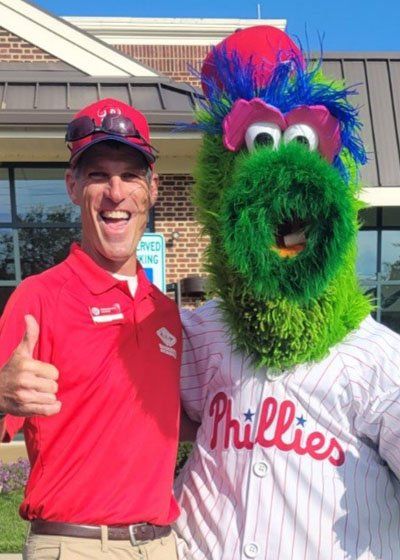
[[0, 98, 181, 559]]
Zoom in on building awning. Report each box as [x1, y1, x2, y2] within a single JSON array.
[[0, 69, 203, 171], [319, 52, 400, 206], [0, 72, 201, 128], [320, 52, 400, 190]]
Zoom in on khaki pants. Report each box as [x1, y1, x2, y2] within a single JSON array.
[[23, 528, 179, 560]]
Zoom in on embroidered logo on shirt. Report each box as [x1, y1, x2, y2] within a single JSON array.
[[89, 303, 124, 323], [157, 327, 177, 358]]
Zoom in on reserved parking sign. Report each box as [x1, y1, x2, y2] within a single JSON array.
[[136, 233, 166, 292]]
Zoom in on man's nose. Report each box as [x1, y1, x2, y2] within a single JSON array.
[[107, 176, 125, 203]]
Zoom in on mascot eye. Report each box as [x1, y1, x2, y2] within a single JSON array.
[[245, 123, 281, 151], [283, 123, 319, 151]]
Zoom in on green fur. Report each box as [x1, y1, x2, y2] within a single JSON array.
[[192, 128, 372, 371], [218, 247, 372, 374], [221, 142, 356, 303]]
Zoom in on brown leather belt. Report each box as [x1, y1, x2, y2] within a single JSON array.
[[31, 520, 171, 545]]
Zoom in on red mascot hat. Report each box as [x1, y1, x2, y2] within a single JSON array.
[[201, 25, 304, 97]]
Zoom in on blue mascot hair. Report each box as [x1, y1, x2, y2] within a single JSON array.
[[185, 44, 367, 179]]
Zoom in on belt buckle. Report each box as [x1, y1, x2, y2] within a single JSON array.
[[128, 523, 151, 547]]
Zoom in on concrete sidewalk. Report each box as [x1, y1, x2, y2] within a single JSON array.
[[0, 441, 27, 464], [0, 555, 22, 559]]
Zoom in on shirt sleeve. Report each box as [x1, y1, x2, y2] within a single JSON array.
[[348, 321, 400, 478], [180, 302, 224, 423], [2, 416, 25, 442], [0, 277, 46, 441]]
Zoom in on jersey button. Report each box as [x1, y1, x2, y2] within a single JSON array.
[[243, 542, 260, 558], [253, 461, 268, 477]]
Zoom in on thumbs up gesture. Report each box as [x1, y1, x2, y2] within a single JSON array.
[[0, 315, 61, 417]]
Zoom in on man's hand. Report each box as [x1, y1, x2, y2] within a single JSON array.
[[0, 315, 61, 417]]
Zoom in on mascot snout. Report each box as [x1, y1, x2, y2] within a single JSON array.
[[221, 141, 356, 303]]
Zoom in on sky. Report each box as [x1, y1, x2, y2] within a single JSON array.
[[34, 0, 400, 52]]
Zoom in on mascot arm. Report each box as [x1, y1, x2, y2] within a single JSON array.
[[350, 359, 400, 478], [180, 303, 223, 423]]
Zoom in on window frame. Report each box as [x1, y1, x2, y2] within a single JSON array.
[[358, 207, 400, 327]]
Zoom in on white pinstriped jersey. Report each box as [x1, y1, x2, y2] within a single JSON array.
[[174, 299, 400, 560]]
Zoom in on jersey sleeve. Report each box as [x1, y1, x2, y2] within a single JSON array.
[[180, 301, 224, 423], [0, 277, 47, 441], [348, 321, 400, 478]]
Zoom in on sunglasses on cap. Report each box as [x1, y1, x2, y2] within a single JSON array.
[[65, 114, 159, 154]]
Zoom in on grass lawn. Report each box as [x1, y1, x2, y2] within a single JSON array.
[[0, 490, 27, 553]]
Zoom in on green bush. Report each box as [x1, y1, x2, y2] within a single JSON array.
[[176, 441, 193, 476]]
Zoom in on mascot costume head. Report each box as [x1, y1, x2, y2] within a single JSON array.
[[187, 25, 371, 373]]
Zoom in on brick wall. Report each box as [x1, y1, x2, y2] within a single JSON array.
[[115, 45, 211, 304], [116, 44, 208, 87], [0, 27, 60, 62], [156, 174, 209, 306]]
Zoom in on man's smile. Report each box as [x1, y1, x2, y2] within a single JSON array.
[[98, 209, 135, 234], [100, 210, 131, 221]]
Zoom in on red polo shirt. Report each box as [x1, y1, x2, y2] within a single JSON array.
[[0, 244, 181, 525]]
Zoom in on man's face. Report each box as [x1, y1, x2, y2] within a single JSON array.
[[65, 142, 158, 275]]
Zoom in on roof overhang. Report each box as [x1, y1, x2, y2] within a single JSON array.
[[361, 188, 400, 207], [63, 17, 287, 46], [0, 74, 201, 125], [0, 74, 203, 171]]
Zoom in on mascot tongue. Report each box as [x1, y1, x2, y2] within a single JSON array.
[[190, 25, 371, 373], [274, 220, 307, 256]]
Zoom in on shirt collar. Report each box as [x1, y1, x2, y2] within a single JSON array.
[[66, 243, 155, 299]]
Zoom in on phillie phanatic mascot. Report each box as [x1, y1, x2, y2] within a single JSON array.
[[174, 26, 400, 560]]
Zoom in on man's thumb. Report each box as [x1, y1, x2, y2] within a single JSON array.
[[17, 314, 40, 358]]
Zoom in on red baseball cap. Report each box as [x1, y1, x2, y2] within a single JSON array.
[[201, 26, 304, 96], [66, 98, 156, 166]]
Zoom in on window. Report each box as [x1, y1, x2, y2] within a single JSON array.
[[357, 207, 400, 334]]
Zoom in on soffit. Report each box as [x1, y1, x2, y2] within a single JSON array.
[[63, 17, 287, 46]]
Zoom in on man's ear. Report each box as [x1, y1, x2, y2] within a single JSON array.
[[65, 168, 80, 206], [149, 172, 159, 208]]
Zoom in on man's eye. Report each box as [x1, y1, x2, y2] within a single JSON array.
[[88, 172, 108, 180], [123, 173, 148, 183], [245, 122, 282, 152]]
